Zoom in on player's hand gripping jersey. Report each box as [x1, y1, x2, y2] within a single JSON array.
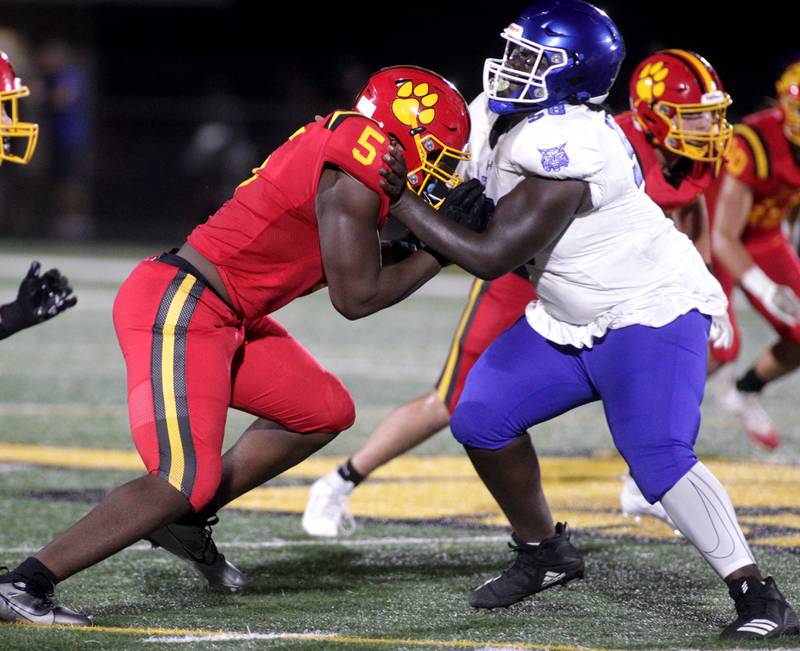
[[187, 111, 392, 320], [462, 93, 726, 347]]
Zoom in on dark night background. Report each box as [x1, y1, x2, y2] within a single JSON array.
[[0, 0, 796, 243]]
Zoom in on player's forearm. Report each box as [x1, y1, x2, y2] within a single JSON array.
[[332, 251, 440, 320], [672, 199, 711, 263], [712, 233, 756, 281], [389, 194, 508, 279]]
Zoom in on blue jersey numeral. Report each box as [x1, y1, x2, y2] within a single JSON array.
[[605, 114, 644, 189]]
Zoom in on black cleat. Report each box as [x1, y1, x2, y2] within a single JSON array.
[[146, 515, 248, 591], [721, 576, 800, 640], [469, 522, 585, 609]]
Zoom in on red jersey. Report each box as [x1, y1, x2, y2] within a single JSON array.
[[706, 107, 800, 242], [616, 111, 715, 213], [188, 110, 392, 320]]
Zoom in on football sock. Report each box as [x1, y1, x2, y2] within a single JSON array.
[[736, 368, 767, 394], [661, 462, 756, 579], [8, 557, 60, 597], [337, 459, 365, 486]]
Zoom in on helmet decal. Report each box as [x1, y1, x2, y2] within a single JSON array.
[[636, 62, 669, 104], [392, 81, 438, 128]]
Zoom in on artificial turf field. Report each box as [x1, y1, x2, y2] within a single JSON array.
[[1, 244, 799, 650]]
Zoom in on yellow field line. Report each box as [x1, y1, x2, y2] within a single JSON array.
[[9, 623, 617, 650]]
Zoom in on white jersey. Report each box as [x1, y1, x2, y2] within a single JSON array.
[[458, 93, 727, 348]]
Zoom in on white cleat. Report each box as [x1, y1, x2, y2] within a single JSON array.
[[620, 474, 679, 533], [718, 376, 781, 450], [302, 470, 356, 537]]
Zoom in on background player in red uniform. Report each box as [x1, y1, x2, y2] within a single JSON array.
[[0, 66, 474, 626], [303, 49, 733, 538], [709, 60, 800, 450], [1, 51, 76, 339]]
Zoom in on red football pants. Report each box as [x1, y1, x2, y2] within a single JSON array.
[[113, 259, 354, 510], [711, 230, 800, 365], [435, 272, 537, 413]]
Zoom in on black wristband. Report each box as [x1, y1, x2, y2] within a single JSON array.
[[0, 301, 26, 340]]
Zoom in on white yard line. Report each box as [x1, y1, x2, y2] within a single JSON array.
[[0, 534, 508, 555]]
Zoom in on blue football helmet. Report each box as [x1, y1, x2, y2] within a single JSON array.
[[483, 0, 625, 114]]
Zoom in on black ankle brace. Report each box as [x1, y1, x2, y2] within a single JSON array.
[[337, 459, 365, 486], [12, 557, 59, 597]]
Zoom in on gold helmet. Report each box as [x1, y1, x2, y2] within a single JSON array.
[[0, 50, 38, 165], [776, 60, 800, 147]]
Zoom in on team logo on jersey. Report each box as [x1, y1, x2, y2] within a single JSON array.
[[392, 81, 438, 128], [636, 61, 670, 103], [539, 143, 569, 172]]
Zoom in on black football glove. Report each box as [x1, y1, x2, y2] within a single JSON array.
[[414, 179, 491, 266], [0, 261, 78, 340], [439, 178, 490, 233]]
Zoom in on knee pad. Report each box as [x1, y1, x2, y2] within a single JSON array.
[[450, 401, 518, 450]]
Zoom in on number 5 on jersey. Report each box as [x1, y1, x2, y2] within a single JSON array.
[[352, 125, 386, 166]]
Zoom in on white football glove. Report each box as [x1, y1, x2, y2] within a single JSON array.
[[741, 266, 800, 326], [709, 312, 734, 350]]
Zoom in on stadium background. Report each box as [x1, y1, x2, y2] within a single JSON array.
[[0, 0, 797, 243], [2, 2, 800, 649]]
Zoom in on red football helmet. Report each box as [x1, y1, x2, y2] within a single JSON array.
[[629, 49, 731, 165], [354, 65, 471, 209], [777, 60, 800, 146], [0, 51, 38, 165]]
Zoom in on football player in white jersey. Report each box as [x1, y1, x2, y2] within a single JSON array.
[[378, 0, 798, 641]]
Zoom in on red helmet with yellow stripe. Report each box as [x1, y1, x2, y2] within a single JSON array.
[[354, 66, 471, 209], [777, 60, 800, 147], [0, 51, 38, 165], [629, 49, 731, 164]]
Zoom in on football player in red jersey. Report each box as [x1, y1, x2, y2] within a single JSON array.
[[302, 49, 734, 538], [708, 60, 800, 450], [0, 50, 38, 165], [0, 66, 473, 626], [0, 51, 76, 338]]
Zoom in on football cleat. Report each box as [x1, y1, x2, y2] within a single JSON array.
[[619, 474, 679, 533], [469, 522, 584, 609], [0, 574, 91, 626], [718, 376, 781, 450], [721, 576, 800, 640], [302, 470, 356, 537], [146, 515, 248, 590]]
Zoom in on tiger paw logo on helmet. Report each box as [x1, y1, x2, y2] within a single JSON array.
[[392, 81, 438, 128], [636, 61, 670, 104]]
